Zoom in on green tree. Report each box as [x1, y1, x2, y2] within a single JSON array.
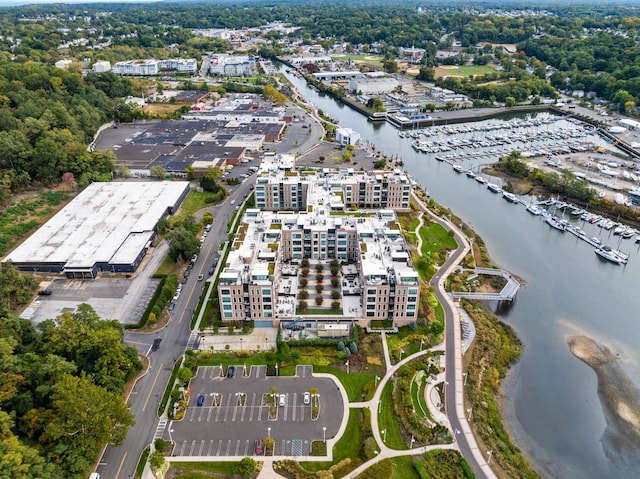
[[237, 457, 257, 477], [150, 165, 167, 179], [45, 373, 135, 476], [383, 60, 398, 73]]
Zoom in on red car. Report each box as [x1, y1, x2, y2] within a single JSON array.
[[255, 438, 264, 455]]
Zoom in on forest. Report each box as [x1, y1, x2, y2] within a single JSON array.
[[0, 300, 140, 478]]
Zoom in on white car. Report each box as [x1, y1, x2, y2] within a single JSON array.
[[303, 392, 310, 405], [279, 394, 286, 407]]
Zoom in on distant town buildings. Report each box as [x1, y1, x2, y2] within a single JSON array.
[[112, 58, 197, 76], [92, 60, 111, 73], [206, 54, 256, 77]]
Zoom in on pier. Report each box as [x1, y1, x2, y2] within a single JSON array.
[[450, 267, 520, 302]]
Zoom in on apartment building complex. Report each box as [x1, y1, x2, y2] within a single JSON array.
[[218, 161, 419, 327], [112, 58, 197, 76], [254, 160, 412, 213]]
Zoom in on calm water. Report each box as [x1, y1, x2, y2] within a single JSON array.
[[283, 69, 640, 478]]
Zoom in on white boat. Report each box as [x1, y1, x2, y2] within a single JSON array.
[[598, 191, 606, 198], [545, 215, 568, 231], [595, 245, 629, 265], [614, 193, 625, 205], [452, 163, 464, 173], [526, 204, 543, 215], [487, 183, 502, 193], [503, 191, 518, 203], [475, 175, 487, 184], [466, 168, 476, 178]]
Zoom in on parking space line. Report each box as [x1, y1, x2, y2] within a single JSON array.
[[240, 402, 247, 421], [232, 404, 238, 421], [207, 440, 214, 456], [207, 404, 214, 422], [291, 394, 296, 421], [198, 440, 205, 456], [215, 401, 222, 421], [257, 403, 263, 421], [249, 393, 256, 421], [216, 440, 223, 456], [224, 440, 231, 456], [244, 439, 249, 456], [280, 439, 286, 455], [189, 440, 196, 455], [179, 440, 187, 456], [234, 439, 241, 456]]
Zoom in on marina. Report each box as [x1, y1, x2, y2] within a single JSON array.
[[282, 67, 640, 478]]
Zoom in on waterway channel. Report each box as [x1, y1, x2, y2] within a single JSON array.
[[281, 67, 640, 478]]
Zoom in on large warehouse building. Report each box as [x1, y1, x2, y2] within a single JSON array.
[[4, 182, 190, 278]]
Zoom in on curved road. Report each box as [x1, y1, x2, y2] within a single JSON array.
[[413, 191, 497, 479]]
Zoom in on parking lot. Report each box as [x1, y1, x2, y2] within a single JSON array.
[[168, 365, 344, 458]]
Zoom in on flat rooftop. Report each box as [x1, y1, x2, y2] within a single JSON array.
[[4, 181, 189, 269]]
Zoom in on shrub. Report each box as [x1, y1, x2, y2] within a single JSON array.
[[409, 321, 418, 331], [300, 278, 308, 288], [331, 277, 340, 287], [331, 290, 341, 299], [316, 263, 324, 272], [343, 348, 351, 357], [316, 284, 324, 293], [302, 268, 309, 277], [237, 457, 257, 477], [299, 289, 309, 299], [337, 340, 345, 351], [350, 341, 358, 353], [331, 301, 341, 311], [315, 274, 324, 282], [315, 296, 323, 305]]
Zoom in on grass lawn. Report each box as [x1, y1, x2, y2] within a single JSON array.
[[359, 455, 421, 479], [331, 54, 384, 68], [435, 64, 497, 78], [301, 408, 365, 472], [168, 461, 240, 475], [410, 371, 431, 421], [198, 351, 276, 369], [313, 365, 376, 402], [0, 190, 71, 256], [420, 222, 458, 258], [378, 382, 407, 450], [155, 254, 182, 277], [172, 190, 214, 223]]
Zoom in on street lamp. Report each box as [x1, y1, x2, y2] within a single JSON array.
[[378, 400, 382, 414], [268, 427, 271, 438], [381, 429, 387, 443], [275, 364, 279, 376], [410, 435, 415, 449], [168, 428, 174, 444], [420, 339, 424, 351], [375, 375, 380, 387], [463, 371, 468, 386], [399, 349, 405, 361], [323, 426, 326, 443], [467, 407, 473, 421], [240, 337, 243, 350], [345, 360, 349, 374], [487, 450, 493, 464]]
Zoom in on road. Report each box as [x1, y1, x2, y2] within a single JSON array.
[[97, 179, 254, 479]]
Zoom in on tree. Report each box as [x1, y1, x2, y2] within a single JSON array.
[[202, 211, 213, 226], [416, 66, 435, 81], [383, 60, 398, 73], [150, 165, 167, 179], [168, 227, 200, 262], [45, 373, 135, 476], [237, 457, 257, 477]]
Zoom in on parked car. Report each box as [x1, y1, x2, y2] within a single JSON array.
[[255, 438, 264, 455], [227, 366, 235, 378], [168, 303, 175, 311], [279, 394, 286, 407], [208, 267, 215, 276], [197, 395, 205, 407], [303, 392, 311, 405], [37, 289, 52, 296], [191, 254, 198, 262], [197, 274, 204, 281], [205, 224, 212, 232]]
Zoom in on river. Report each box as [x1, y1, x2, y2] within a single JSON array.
[[281, 68, 640, 478]]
